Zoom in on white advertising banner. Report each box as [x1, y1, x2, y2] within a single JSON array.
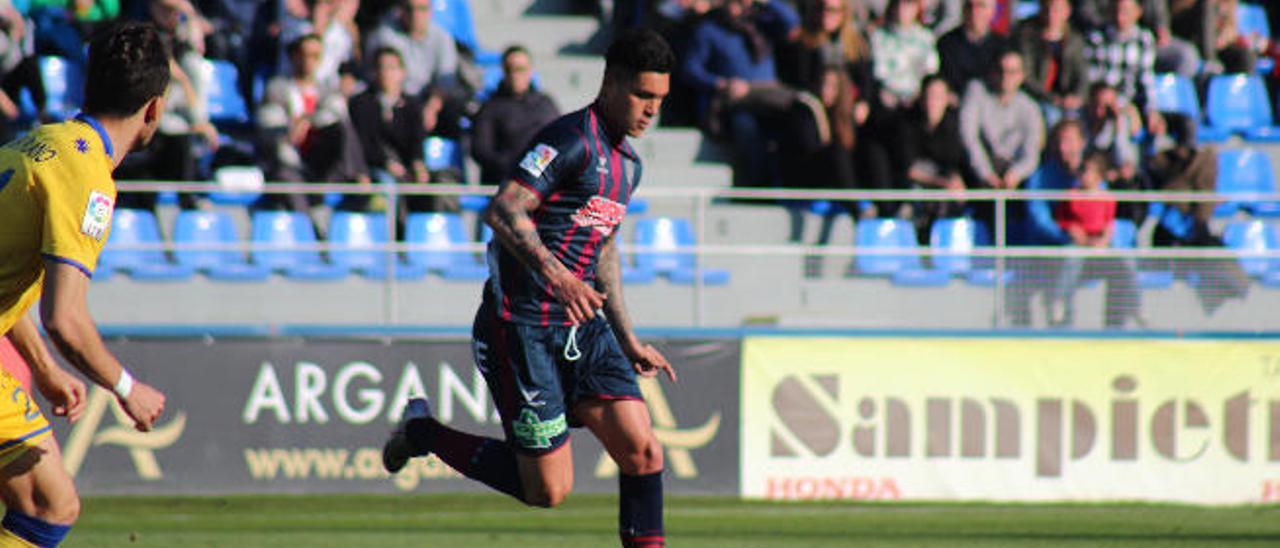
[[742, 337, 1280, 504]]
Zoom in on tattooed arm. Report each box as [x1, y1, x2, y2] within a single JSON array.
[[484, 181, 605, 324], [597, 228, 676, 381]]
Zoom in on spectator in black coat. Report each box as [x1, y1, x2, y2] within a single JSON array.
[[901, 75, 967, 225], [936, 0, 1008, 94], [349, 46, 468, 214], [471, 45, 560, 185], [350, 48, 427, 185]]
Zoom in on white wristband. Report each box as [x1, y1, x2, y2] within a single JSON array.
[[113, 369, 134, 399]]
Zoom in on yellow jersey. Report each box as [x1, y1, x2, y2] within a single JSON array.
[[0, 115, 117, 337]]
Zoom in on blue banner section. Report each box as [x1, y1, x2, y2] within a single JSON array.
[[47, 336, 739, 496]]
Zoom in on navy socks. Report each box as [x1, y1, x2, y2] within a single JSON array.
[[619, 471, 664, 547], [409, 419, 525, 503]]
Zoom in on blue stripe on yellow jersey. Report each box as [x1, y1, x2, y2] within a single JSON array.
[[0, 114, 116, 337]]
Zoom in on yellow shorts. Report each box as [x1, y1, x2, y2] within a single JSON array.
[[0, 360, 50, 470]]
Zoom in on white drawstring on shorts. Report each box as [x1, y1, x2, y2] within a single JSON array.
[[563, 309, 602, 362], [564, 324, 583, 361]]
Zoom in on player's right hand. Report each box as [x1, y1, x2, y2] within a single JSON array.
[[120, 382, 166, 432], [550, 272, 605, 324], [32, 366, 86, 423]]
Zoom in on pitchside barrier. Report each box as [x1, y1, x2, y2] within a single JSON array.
[[5, 330, 1279, 505], [101, 181, 1280, 331], [26, 183, 1280, 500]]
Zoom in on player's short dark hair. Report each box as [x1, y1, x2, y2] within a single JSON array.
[[83, 21, 171, 117], [604, 28, 674, 81]]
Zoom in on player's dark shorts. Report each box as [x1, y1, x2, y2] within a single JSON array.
[[472, 298, 643, 455]]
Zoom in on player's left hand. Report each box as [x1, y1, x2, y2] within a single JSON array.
[[628, 342, 677, 382], [32, 367, 87, 423]]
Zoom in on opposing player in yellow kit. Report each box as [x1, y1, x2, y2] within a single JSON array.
[[0, 21, 168, 546]]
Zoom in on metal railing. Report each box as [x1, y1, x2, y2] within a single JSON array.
[[110, 181, 1280, 329]]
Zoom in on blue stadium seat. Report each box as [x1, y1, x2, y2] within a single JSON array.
[[459, 194, 491, 211], [633, 217, 729, 285], [1205, 74, 1280, 141], [210, 166, 265, 206], [1110, 218, 1138, 248], [479, 63, 503, 100], [930, 217, 982, 275], [173, 210, 271, 281], [201, 58, 250, 128], [249, 211, 348, 280], [431, 0, 498, 64], [1238, 3, 1275, 73], [1110, 219, 1175, 288], [1150, 73, 1226, 143], [1222, 219, 1280, 277], [1216, 148, 1279, 217], [1015, 0, 1039, 21], [39, 56, 83, 120], [928, 218, 1015, 287], [16, 88, 37, 122], [855, 218, 950, 286], [404, 212, 489, 280], [1238, 3, 1271, 40], [329, 211, 428, 280], [424, 136, 465, 176], [1239, 3, 1271, 35], [100, 209, 195, 281], [627, 197, 649, 215]]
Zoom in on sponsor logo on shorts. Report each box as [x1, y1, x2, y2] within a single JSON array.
[[81, 190, 113, 240], [519, 143, 558, 179], [571, 196, 627, 236], [519, 386, 544, 408], [513, 409, 566, 449]]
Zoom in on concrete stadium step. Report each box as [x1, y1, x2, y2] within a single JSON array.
[[640, 163, 733, 188], [633, 127, 732, 166], [475, 15, 601, 57], [471, 0, 583, 22], [526, 56, 606, 112], [706, 204, 802, 245]]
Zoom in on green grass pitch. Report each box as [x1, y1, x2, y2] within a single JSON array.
[[65, 494, 1280, 547]]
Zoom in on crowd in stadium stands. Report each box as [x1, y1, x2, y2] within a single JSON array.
[[2, 0, 1276, 320], [650, 0, 1271, 239]]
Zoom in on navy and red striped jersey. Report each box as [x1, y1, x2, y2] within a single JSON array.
[[485, 104, 641, 326]]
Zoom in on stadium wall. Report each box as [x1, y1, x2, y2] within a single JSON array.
[[29, 330, 1280, 504]]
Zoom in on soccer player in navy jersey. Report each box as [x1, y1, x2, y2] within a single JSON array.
[[382, 28, 675, 547]]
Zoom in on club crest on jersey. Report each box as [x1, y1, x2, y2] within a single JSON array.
[[519, 143, 558, 178], [572, 196, 626, 236], [80, 190, 113, 240]]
